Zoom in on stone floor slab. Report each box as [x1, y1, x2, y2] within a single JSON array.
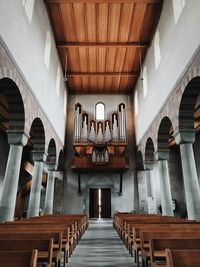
[[67, 219, 136, 267]]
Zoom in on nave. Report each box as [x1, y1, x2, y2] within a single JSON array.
[[67, 219, 135, 267]]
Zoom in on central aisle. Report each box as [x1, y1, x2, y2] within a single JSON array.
[[67, 219, 136, 266]]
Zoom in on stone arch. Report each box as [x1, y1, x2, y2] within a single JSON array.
[[136, 150, 144, 171], [29, 117, 45, 153], [47, 138, 57, 165], [145, 137, 155, 165], [179, 76, 200, 132], [57, 149, 64, 171], [157, 116, 174, 151], [0, 77, 25, 132]]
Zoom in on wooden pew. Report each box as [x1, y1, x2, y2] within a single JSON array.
[[0, 250, 38, 267], [1, 214, 89, 265], [113, 213, 200, 267], [130, 223, 200, 266], [0, 232, 63, 266], [165, 249, 200, 267], [150, 239, 200, 267], [141, 231, 200, 267], [0, 226, 66, 266], [0, 239, 53, 267], [0, 214, 89, 266]]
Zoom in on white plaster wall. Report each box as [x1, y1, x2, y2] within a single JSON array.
[[63, 94, 136, 216], [0, 0, 67, 143], [134, 0, 200, 144]]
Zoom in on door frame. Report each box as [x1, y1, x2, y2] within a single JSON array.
[[85, 184, 114, 217]]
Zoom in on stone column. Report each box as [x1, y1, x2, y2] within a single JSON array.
[[155, 151, 174, 216], [0, 131, 29, 222], [144, 164, 153, 198], [144, 163, 157, 214], [133, 171, 139, 213], [53, 172, 63, 214], [27, 152, 46, 218], [174, 131, 200, 220], [43, 163, 57, 215]]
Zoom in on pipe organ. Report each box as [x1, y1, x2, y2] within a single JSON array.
[[72, 103, 129, 171]]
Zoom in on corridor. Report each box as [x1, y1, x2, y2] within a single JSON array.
[[67, 219, 135, 267]]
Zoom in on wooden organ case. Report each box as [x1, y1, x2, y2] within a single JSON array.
[[71, 103, 129, 194]]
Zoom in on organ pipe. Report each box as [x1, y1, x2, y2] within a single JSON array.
[[74, 104, 81, 142], [119, 103, 126, 143], [74, 103, 126, 144], [112, 114, 118, 142]]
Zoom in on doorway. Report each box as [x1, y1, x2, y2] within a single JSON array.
[[89, 188, 111, 218]]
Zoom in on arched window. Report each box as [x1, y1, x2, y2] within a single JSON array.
[[143, 66, 148, 98], [154, 31, 161, 70], [23, 0, 35, 23], [56, 66, 61, 97], [44, 31, 51, 70], [63, 91, 67, 116], [96, 103, 105, 120], [134, 90, 139, 116]]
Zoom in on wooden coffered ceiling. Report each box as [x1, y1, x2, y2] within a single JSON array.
[[44, 0, 163, 94]]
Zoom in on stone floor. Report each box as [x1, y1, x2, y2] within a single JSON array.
[[67, 219, 136, 267]]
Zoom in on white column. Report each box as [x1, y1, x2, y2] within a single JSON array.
[[0, 131, 29, 222], [43, 164, 56, 215], [27, 152, 46, 218], [155, 151, 174, 216], [175, 131, 200, 220], [144, 163, 157, 214], [145, 169, 152, 198]]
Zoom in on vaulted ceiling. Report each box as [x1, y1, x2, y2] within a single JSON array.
[[44, 0, 163, 94]]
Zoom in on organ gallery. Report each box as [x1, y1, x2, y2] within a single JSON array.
[[72, 103, 129, 170]]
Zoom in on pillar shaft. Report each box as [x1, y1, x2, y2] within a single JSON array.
[[179, 143, 200, 220], [158, 159, 173, 216], [0, 145, 23, 221], [145, 170, 152, 198], [27, 161, 44, 218], [133, 172, 139, 212], [43, 170, 55, 215]]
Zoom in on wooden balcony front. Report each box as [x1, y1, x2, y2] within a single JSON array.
[[71, 156, 129, 171]]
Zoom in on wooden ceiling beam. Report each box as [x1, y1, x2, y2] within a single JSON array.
[[66, 72, 138, 77], [57, 42, 149, 48], [45, 0, 161, 3]]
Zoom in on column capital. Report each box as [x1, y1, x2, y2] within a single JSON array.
[[32, 151, 47, 162], [155, 149, 169, 161], [144, 162, 153, 170], [47, 163, 57, 171], [7, 130, 29, 146], [174, 130, 195, 145]]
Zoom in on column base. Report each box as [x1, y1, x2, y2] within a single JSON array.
[[0, 206, 14, 222]]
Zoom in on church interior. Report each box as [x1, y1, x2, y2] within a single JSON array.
[[0, 0, 200, 266]]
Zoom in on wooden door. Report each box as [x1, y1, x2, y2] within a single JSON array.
[[101, 188, 111, 218], [89, 189, 99, 218]]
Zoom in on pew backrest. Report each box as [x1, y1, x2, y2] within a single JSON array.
[[0, 250, 38, 267], [166, 249, 200, 267], [150, 238, 200, 262]]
